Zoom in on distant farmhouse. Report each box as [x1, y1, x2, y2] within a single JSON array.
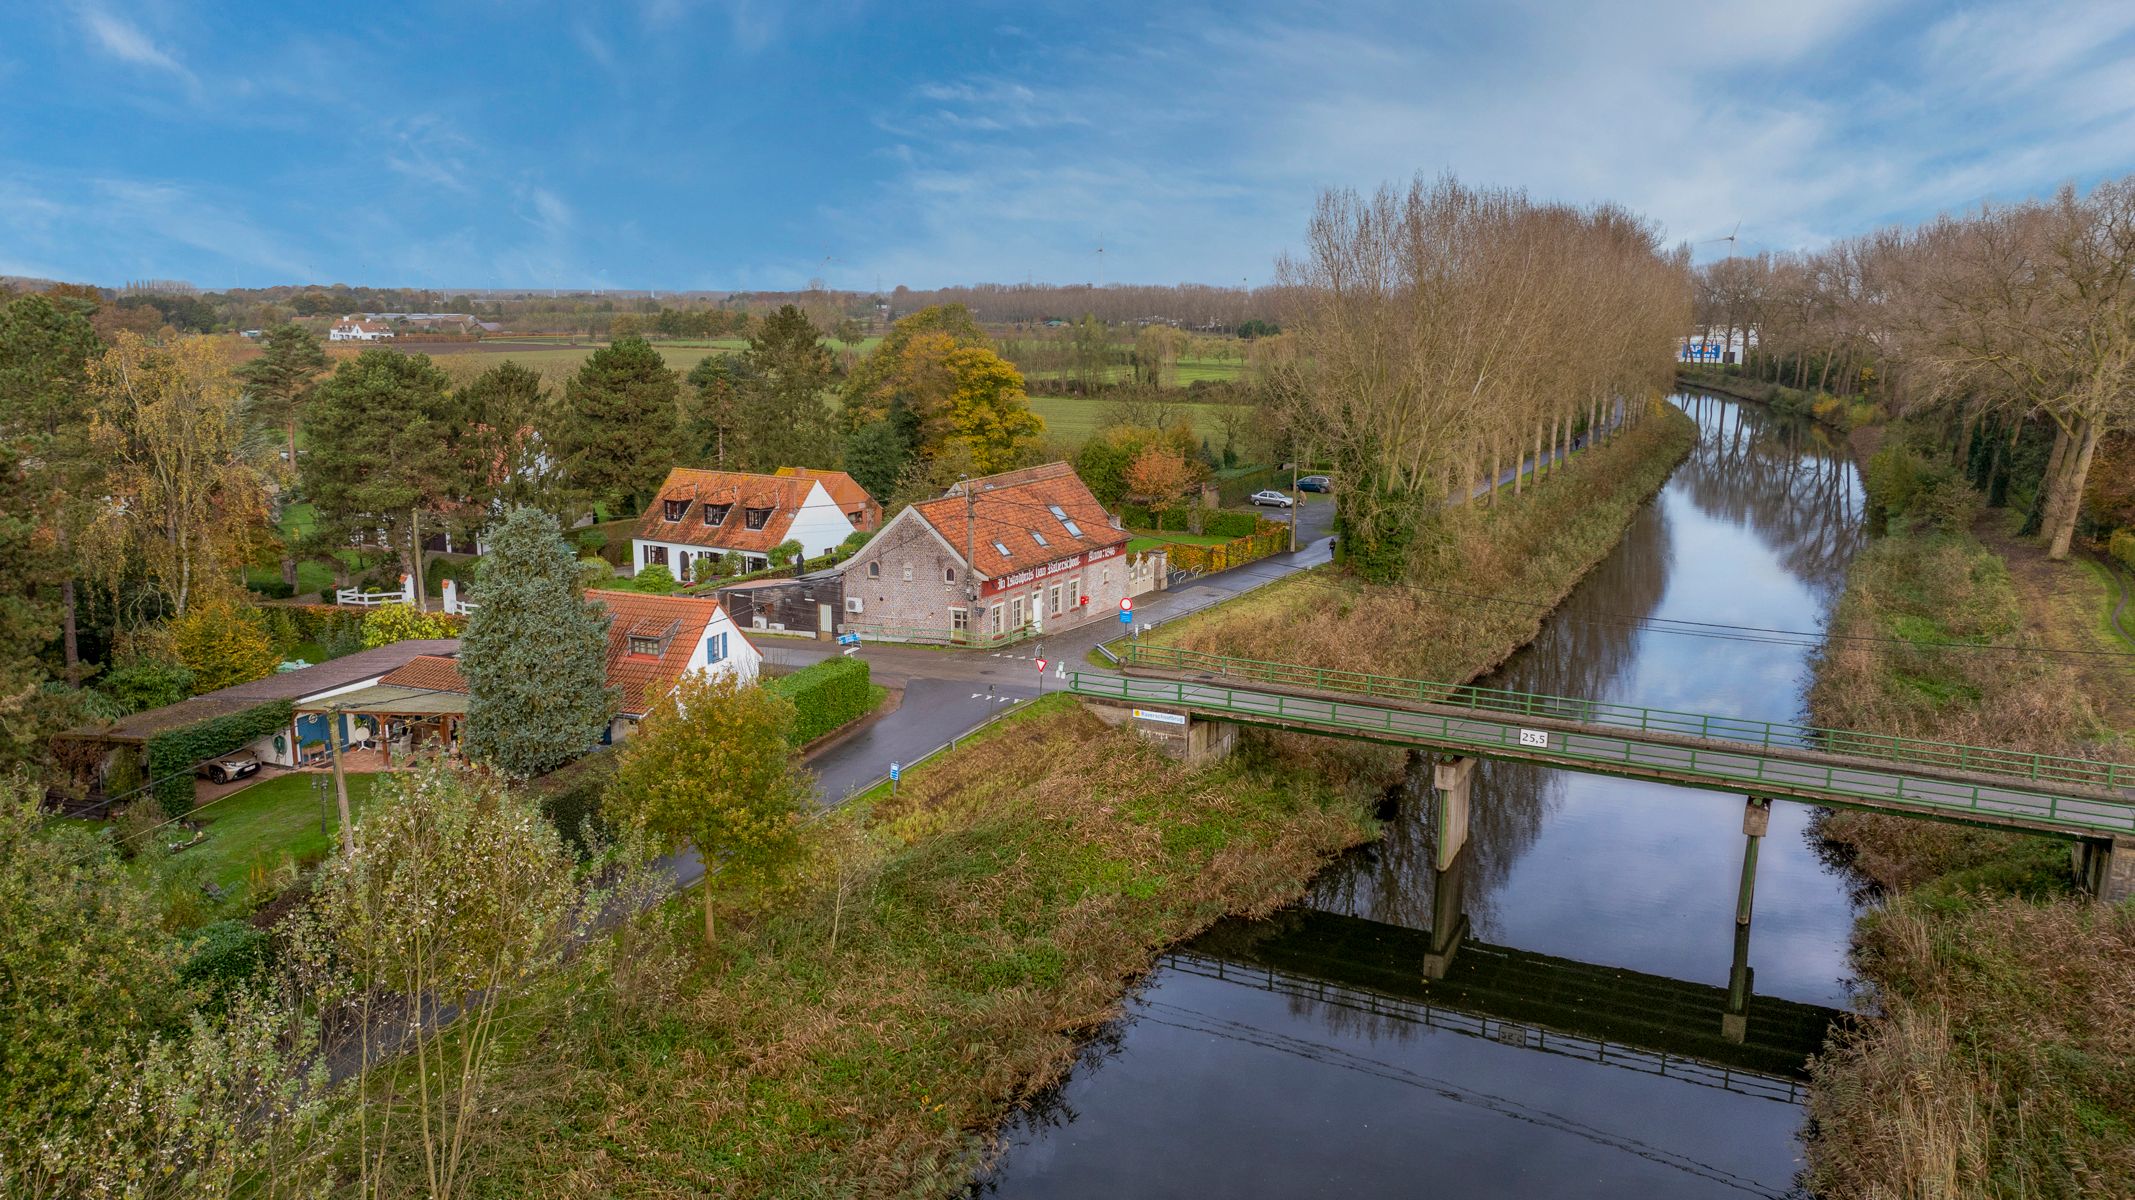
[[329, 315, 394, 342]]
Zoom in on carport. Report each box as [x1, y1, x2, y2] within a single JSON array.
[[294, 684, 470, 768]]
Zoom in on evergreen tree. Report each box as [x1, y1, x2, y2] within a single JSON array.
[[0, 445, 62, 771], [0, 294, 102, 682], [457, 360, 573, 522], [684, 353, 754, 468], [236, 323, 328, 471], [300, 349, 474, 605], [552, 336, 678, 515], [460, 507, 614, 778], [842, 417, 910, 504], [734, 304, 835, 470]]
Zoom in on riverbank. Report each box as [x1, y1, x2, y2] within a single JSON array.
[[1803, 471, 2135, 1193], [1145, 397, 1697, 685], [1676, 365, 1883, 432], [401, 696, 1384, 1193]]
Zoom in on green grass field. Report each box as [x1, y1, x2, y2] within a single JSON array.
[[183, 770, 384, 893]]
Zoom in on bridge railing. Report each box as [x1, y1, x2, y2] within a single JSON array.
[[1111, 643, 2135, 794], [1069, 671, 2135, 836]]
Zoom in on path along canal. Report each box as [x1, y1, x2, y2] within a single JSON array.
[[976, 393, 1870, 1198]]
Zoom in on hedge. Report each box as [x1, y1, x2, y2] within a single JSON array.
[[767, 657, 875, 746], [521, 747, 619, 858], [1165, 522, 1289, 576], [145, 700, 293, 817], [1203, 510, 1262, 538], [2112, 528, 2135, 573]]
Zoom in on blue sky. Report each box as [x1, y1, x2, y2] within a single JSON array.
[[5, 0, 2134, 291]]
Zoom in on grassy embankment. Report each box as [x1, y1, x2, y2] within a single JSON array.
[[1678, 364, 1885, 431], [386, 697, 1385, 1194], [1803, 460, 2135, 1195], [1146, 399, 1699, 683]]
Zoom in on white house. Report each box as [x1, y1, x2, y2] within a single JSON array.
[[329, 316, 394, 342], [631, 467, 860, 580]]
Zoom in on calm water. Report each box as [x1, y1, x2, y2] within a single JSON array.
[[977, 394, 1870, 1199]]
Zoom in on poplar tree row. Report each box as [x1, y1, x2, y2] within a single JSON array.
[[1270, 175, 1691, 580]]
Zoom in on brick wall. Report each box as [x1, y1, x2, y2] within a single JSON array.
[[841, 516, 970, 633]]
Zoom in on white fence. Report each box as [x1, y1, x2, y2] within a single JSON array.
[[335, 575, 416, 608]]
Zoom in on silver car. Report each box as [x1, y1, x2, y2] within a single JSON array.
[[1248, 489, 1295, 508]]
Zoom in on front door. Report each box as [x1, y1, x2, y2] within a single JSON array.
[[819, 603, 833, 632]]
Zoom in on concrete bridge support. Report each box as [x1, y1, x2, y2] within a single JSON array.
[[1735, 798, 1770, 926], [1083, 700, 1239, 766], [1724, 798, 1770, 1043], [1431, 756, 1476, 872], [1722, 923, 1755, 1044], [1422, 845, 1470, 982], [2074, 836, 2135, 905]]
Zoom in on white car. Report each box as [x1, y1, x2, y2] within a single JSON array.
[[1248, 490, 1295, 508]]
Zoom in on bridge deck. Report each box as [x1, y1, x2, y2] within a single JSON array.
[[1068, 670, 2135, 839]]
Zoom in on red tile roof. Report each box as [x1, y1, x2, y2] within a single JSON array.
[[911, 462, 1127, 581], [775, 467, 879, 528], [585, 589, 726, 716], [374, 592, 731, 718], [633, 468, 823, 554]]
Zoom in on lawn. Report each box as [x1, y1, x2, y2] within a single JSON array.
[[1025, 393, 1239, 442], [181, 770, 385, 895], [1126, 530, 1232, 554]]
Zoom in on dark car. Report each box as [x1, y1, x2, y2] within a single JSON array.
[[197, 753, 261, 785], [1297, 475, 1332, 493]]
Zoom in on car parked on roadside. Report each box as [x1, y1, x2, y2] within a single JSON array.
[[1297, 475, 1332, 493], [197, 753, 261, 785], [1248, 489, 1295, 508]]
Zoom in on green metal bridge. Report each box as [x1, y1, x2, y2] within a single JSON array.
[[1071, 644, 2135, 842]]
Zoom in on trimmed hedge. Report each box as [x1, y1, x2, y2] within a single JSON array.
[[767, 657, 875, 746], [1203, 510, 1263, 538], [145, 700, 293, 817], [521, 747, 619, 858]]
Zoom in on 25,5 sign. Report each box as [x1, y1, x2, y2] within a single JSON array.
[[1517, 729, 1549, 749]]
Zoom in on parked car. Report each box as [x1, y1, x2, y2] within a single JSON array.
[[1248, 489, 1295, 508], [1297, 475, 1333, 493], [197, 753, 261, 785]]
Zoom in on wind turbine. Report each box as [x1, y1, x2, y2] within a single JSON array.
[[1700, 222, 1741, 251]]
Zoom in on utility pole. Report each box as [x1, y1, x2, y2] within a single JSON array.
[[327, 703, 354, 855]]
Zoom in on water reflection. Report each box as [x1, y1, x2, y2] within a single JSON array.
[[977, 393, 1865, 1198]]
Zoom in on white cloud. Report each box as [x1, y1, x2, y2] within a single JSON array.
[[78, 7, 196, 87]]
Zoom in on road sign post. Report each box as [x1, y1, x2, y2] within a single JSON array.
[[890, 761, 900, 796]]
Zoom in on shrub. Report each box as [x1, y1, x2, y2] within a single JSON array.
[[1204, 510, 1262, 538], [180, 919, 271, 1002], [1913, 473, 1982, 534], [522, 748, 619, 857], [624, 563, 677, 594], [839, 528, 873, 553], [2111, 528, 2135, 572], [249, 578, 296, 600], [766, 657, 876, 745], [169, 597, 282, 694], [769, 539, 804, 568], [97, 658, 196, 715], [360, 602, 460, 648]]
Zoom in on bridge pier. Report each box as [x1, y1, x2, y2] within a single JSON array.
[[1083, 701, 1239, 765], [1735, 798, 1769, 926], [1431, 756, 1476, 872], [2074, 836, 2135, 905], [1722, 922, 1755, 1044], [1422, 844, 1470, 981]]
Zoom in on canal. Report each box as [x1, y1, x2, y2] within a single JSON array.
[[976, 393, 1870, 1198]]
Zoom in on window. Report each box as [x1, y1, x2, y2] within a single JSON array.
[[950, 607, 968, 632], [703, 503, 731, 527], [944, 566, 956, 584], [645, 545, 669, 566], [1010, 596, 1024, 627], [848, 510, 864, 525], [868, 561, 881, 578], [662, 499, 687, 521], [902, 563, 913, 582], [991, 540, 1010, 556], [743, 506, 772, 530], [845, 596, 865, 614], [628, 635, 660, 657], [1049, 503, 1084, 538], [1031, 530, 1049, 548], [1068, 575, 1082, 605], [705, 631, 727, 663], [990, 604, 1004, 634], [1047, 584, 1061, 617]]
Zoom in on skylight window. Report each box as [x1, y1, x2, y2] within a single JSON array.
[[1031, 530, 1049, 548], [992, 540, 1010, 556], [1060, 516, 1084, 538], [1047, 503, 1083, 537]]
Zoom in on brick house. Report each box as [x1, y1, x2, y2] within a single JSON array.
[[631, 468, 862, 580], [839, 462, 1165, 644]]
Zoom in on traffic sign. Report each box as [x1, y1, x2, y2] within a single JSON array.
[[890, 761, 901, 782], [1120, 597, 1133, 612], [1036, 657, 1048, 672], [837, 632, 860, 646], [1119, 610, 1133, 624]]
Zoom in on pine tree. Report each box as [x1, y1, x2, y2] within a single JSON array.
[[236, 323, 328, 471], [460, 507, 614, 778], [0, 294, 102, 682], [553, 337, 678, 516], [734, 305, 835, 470]]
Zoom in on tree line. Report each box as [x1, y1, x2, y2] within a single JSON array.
[[1693, 174, 2135, 560], [1269, 174, 1691, 580]]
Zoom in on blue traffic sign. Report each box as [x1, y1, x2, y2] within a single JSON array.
[[1119, 610, 1133, 624], [890, 761, 901, 782], [837, 632, 861, 646]]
